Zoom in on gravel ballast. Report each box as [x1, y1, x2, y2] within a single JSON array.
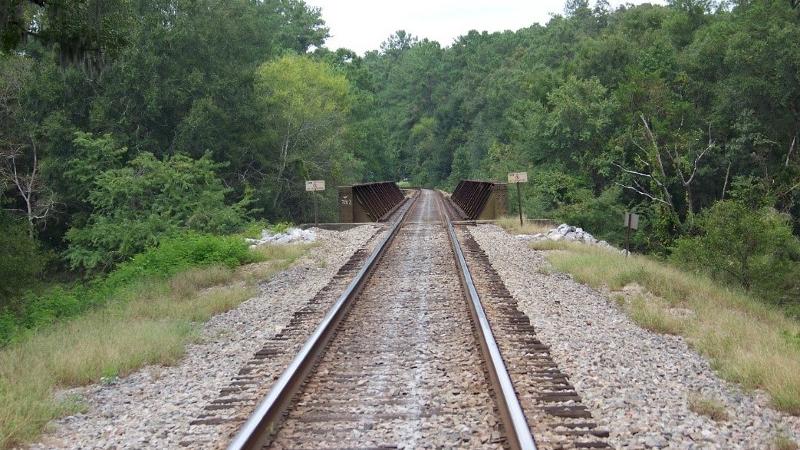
[[469, 224, 800, 449], [28, 225, 381, 450]]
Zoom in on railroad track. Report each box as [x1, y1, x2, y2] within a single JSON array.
[[192, 189, 608, 449]]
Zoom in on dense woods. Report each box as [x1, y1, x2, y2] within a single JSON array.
[[1, 0, 800, 337]]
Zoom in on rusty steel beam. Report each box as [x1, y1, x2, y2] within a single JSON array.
[[450, 180, 508, 220], [339, 181, 405, 222]]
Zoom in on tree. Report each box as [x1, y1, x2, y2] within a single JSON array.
[[0, 55, 56, 238], [1, 0, 135, 73], [615, 113, 715, 221], [65, 152, 246, 272], [254, 54, 351, 214]]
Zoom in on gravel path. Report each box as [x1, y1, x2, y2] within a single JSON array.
[[469, 224, 800, 450], [28, 225, 380, 450]]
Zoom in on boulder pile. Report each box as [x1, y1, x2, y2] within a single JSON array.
[[517, 223, 613, 248], [245, 227, 316, 247]]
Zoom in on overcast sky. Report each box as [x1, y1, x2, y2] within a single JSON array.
[[305, 1, 667, 54]]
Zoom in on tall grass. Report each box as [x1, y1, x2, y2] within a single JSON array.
[[533, 241, 800, 414], [494, 216, 554, 235], [0, 233, 256, 346], [0, 242, 310, 449]]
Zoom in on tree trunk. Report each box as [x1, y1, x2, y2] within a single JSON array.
[[721, 161, 731, 200], [272, 129, 291, 210]]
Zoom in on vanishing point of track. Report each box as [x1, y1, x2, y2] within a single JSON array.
[[224, 189, 608, 449]]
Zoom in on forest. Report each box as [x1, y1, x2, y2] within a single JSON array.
[[1, 0, 799, 340]]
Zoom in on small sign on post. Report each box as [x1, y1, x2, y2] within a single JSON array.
[[305, 180, 325, 192], [305, 180, 325, 226], [507, 172, 528, 183], [623, 212, 639, 256], [507, 172, 528, 227]]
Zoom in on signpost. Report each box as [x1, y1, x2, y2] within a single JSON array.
[[623, 212, 639, 256], [507, 172, 528, 227], [305, 180, 325, 226]]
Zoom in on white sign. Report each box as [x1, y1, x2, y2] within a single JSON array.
[[508, 172, 528, 183], [305, 180, 325, 191], [624, 213, 640, 230]]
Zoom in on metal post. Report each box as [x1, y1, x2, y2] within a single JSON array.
[[516, 182, 523, 227], [314, 193, 318, 226], [625, 221, 631, 257]]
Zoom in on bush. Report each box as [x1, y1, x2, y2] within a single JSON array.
[[0, 233, 253, 345], [556, 186, 625, 244], [520, 168, 593, 218], [672, 200, 800, 308], [103, 233, 253, 291], [65, 152, 247, 272]]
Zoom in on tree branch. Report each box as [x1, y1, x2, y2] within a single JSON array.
[[686, 141, 712, 186], [614, 181, 671, 205]]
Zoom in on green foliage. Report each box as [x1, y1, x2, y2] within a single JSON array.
[[102, 233, 253, 291], [522, 169, 593, 217], [672, 201, 800, 308], [65, 152, 246, 272], [556, 187, 626, 243], [254, 54, 353, 217], [268, 221, 294, 234], [63, 132, 127, 202], [353, 0, 800, 258], [0, 232, 253, 345], [0, 215, 48, 310]]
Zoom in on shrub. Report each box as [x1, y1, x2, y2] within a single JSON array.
[[268, 221, 293, 234], [556, 186, 626, 244], [521, 168, 593, 218], [672, 200, 800, 308], [98, 233, 253, 297], [0, 233, 253, 345], [0, 215, 48, 310], [65, 152, 247, 272]]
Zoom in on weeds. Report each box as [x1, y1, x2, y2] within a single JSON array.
[[774, 433, 799, 450], [688, 395, 729, 421], [494, 216, 554, 235], [0, 243, 310, 448], [534, 240, 800, 415], [625, 295, 684, 335]]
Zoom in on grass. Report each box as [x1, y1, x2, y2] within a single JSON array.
[[0, 243, 311, 449], [626, 294, 685, 335], [495, 216, 554, 235], [0, 233, 257, 346], [775, 433, 800, 450], [688, 394, 729, 421], [531, 240, 800, 415]]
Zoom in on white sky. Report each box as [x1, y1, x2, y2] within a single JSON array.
[[305, 1, 667, 55]]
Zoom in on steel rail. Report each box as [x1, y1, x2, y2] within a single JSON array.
[[437, 192, 538, 450], [227, 192, 418, 450]]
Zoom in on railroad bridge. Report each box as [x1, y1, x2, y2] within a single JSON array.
[[184, 184, 609, 450], [337, 179, 508, 223]]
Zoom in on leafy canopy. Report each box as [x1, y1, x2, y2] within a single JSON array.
[[65, 152, 246, 272]]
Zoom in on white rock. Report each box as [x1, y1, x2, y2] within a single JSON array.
[[247, 227, 317, 247]]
